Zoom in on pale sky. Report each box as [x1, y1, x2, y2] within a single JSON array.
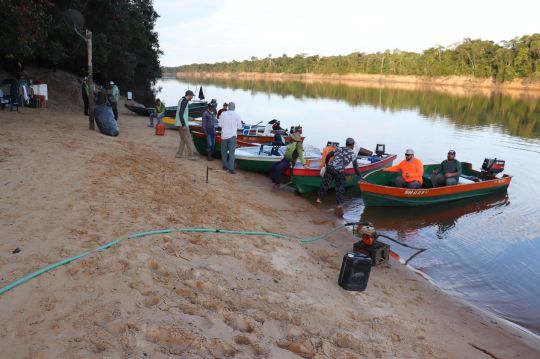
[[154, 0, 539, 67]]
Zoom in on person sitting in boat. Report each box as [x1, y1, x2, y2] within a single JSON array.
[[269, 127, 307, 189], [431, 150, 461, 187], [217, 102, 228, 119], [383, 149, 423, 189], [316, 138, 362, 215], [148, 98, 165, 127]]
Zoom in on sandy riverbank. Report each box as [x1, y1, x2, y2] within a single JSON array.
[[1, 104, 539, 358], [177, 72, 540, 99]]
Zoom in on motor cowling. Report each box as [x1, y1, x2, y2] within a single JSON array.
[[481, 158, 505, 177]]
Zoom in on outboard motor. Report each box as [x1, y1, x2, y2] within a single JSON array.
[[481, 158, 505, 179], [375, 144, 386, 156]]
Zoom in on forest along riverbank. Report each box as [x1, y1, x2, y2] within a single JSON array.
[[1, 105, 540, 357], [175, 72, 540, 96]]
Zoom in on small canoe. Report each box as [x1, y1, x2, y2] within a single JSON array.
[[284, 154, 397, 193], [358, 163, 512, 206], [235, 145, 320, 173]]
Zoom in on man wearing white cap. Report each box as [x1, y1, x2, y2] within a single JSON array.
[[383, 148, 424, 188], [107, 81, 120, 121]]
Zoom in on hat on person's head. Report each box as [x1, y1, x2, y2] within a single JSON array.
[[109, 81, 114, 85], [228, 102, 236, 111], [185, 90, 194, 96], [405, 148, 415, 155], [290, 126, 303, 141], [345, 137, 355, 146], [208, 102, 216, 108], [448, 150, 456, 155], [84, 76, 88, 80], [269, 119, 278, 124]]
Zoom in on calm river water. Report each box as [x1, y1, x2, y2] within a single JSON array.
[[153, 77, 540, 336]]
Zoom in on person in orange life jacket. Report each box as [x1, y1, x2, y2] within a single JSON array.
[[269, 127, 308, 189], [383, 148, 423, 189], [321, 141, 338, 168], [316, 138, 362, 210]]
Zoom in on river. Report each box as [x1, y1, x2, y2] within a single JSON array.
[[151, 77, 540, 336]]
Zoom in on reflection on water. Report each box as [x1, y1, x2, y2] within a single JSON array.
[[179, 76, 540, 138], [158, 77, 540, 336], [359, 192, 510, 240]]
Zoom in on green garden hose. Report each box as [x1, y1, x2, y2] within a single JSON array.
[[0, 225, 345, 296]]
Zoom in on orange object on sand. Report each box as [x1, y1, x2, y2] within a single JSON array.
[[155, 123, 166, 136]]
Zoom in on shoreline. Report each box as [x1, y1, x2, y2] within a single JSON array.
[[1, 104, 540, 357], [174, 71, 540, 98]]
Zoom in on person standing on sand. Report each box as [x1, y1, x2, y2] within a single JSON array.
[[201, 102, 218, 161], [316, 137, 362, 216], [81, 77, 89, 115], [175, 90, 198, 160], [107, 81, 120, 121], [218, 101, 243, 173]]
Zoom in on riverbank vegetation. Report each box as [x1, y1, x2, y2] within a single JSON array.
[[171, 35, 540, 82], [1, 1, 161, 89]]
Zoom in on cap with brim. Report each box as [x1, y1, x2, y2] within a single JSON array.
[[405, 149, 415, 155], [109, 81, 114, 85]]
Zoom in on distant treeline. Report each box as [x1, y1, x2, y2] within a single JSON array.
[[172, 35, 540, 82], [1, 1, 162, 89]]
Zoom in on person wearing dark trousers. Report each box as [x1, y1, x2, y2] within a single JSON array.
[[82, 77, 89, 115], [107, 81, 119, 121], [316, 137, 362, 216], [269, 127, 307, 188], [201, 102, 218, 160]]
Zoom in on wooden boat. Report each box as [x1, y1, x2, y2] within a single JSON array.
[[283, 153, 397, 193], [358, 162, 512, 206], [235, 145, 321, 173], [190, 131, 259, 159], [125, 100, 209, 119], [191, 131, 303, 159]]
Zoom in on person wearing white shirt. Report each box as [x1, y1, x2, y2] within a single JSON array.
[[218, 102, 243, 174]]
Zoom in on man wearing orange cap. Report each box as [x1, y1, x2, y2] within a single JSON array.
[[383, 148, 423, 189]]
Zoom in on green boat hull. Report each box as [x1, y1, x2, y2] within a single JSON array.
[[236, 159, 276, 173], [359, 163, 512, 206], [293, 173, 360, 194], [192, 133, 223, 158]]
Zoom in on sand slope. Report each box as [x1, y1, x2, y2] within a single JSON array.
[[1, 105, 539, 358]]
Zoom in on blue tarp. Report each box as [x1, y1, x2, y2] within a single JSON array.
[[94, 105, 119, 136]]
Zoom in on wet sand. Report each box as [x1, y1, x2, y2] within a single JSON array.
[[1, 104, 539, 358]]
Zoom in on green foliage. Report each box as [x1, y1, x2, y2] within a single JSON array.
[[0, 0, 162, 90], [171, 34, 540, 82]]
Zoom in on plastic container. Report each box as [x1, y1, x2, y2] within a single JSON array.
[[155, 123, 166, 136], [338, 252, 372, 291]]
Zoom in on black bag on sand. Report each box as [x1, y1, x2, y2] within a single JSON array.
[[94, 105, 119, 137]]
